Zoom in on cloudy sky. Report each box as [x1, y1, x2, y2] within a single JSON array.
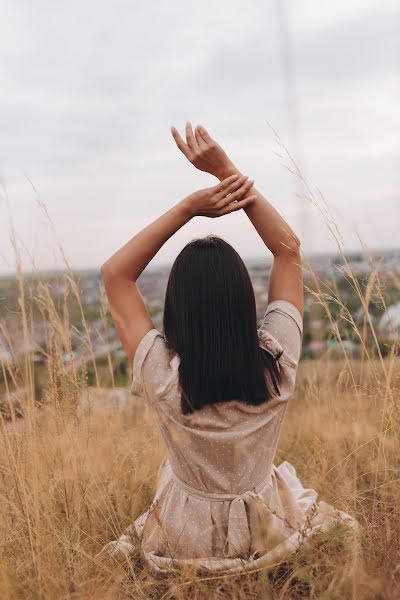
[[0, 0, 399, 275]]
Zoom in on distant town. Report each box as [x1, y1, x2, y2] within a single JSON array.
[[0, 249, 399, 374]]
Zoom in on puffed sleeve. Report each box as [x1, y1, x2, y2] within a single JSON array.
[[131, 328, 180, 403], [257, 299, 303, 369]]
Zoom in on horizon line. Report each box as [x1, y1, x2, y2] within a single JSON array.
[[1, 247, 399, 279]]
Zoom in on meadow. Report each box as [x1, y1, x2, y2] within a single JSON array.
[[0, 221, 399, 599]]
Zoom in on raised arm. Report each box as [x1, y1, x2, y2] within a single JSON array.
[[100, 172, 256, 365], [215, 163, 303, 317], [171, 123, 303, 317]]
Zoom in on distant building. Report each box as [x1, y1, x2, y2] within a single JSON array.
[[306, 340, 327, 357], [378, 302, 400, 339], [354, 306, 373, 323], [327, 339, 360, 357], [0, 348, 13, 364]]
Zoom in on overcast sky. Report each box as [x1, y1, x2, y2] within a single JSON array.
[[0, 0, 399, 275]]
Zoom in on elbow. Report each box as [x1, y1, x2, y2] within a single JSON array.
[[290, 233, 301, 255], [275, 234, 301, 259], [100, 262, 115, 280], [100, 262, 136, 283]]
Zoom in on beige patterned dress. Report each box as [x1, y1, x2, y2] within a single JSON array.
[[105, 300, 358, 576]]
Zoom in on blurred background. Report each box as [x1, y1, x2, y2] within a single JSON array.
[[1, 4, 400, 595], [0, 0, 399, 274], [1, 0, 399, 365]]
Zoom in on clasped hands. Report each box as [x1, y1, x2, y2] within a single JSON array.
[[171, 122, 256, 218]]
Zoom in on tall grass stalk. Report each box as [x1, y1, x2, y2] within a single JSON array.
[[0, 170, 399, 598]]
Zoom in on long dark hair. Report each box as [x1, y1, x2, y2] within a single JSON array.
[[163, 235, 282, 414]]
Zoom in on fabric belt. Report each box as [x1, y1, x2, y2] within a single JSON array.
[[170, 467, 275, 559]]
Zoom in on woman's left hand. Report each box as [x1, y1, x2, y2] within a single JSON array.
[[183, 173, 256, 218]]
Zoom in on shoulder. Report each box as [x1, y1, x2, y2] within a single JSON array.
[[131, 328, 180, 401], [257, 299, 303, 369]]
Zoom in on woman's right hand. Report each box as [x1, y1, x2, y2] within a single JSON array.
[[183, 173, 256, 218], [171, 122, 236, 180]]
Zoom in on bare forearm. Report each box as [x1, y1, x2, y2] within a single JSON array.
[[100, 170, 254, 282], [216, 163, 300, 258], [169, 122, 304, 314], [101, 198, 192, 281]]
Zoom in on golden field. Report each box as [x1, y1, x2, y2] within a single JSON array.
[[1, 346, 399, 598], [0, 221, 399, 599]]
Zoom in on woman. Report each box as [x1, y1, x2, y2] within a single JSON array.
[[100, 123, 358, 576]]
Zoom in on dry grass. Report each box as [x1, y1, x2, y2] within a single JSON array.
[[1, 354, 399, 599], [0, 184, 399, 598]]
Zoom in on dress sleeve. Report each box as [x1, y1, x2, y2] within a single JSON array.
[[131, 328, 180, 402], [257, 299, 303, 369]]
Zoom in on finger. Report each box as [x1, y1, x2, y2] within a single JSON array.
[[171, 126, 191, 158], [195, 125, 211, 147], [218, 195, 257, 216], [216, 174, 246, 194], [185, 121, 198, 151], [215, 175, 250, 199], [214, 173, 240, 193], [197, 125, 215, 145], [218, 179, 255, 208], [194, 126, 208, 150]]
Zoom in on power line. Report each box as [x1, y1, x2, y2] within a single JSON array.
[[275, 0, 312, 256]]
